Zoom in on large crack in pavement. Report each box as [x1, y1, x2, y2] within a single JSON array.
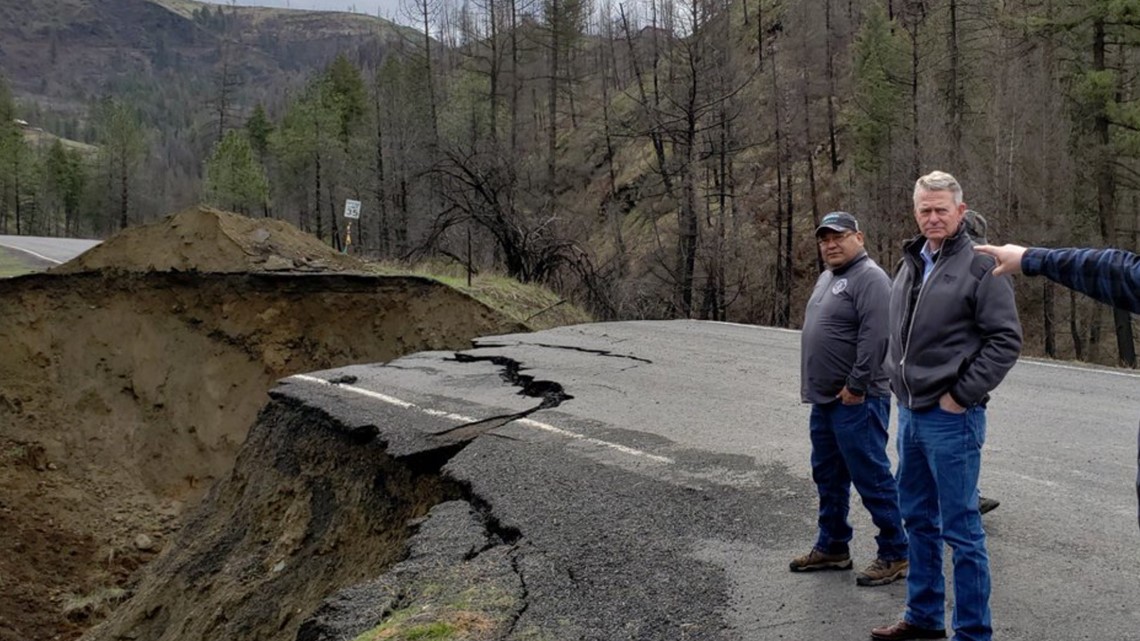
[[421, 351, 575, 444], [280, 351, 562, 640], [451, 352, 574, 408], [474, 340, 654, 364], [91, 342, 799, 641]]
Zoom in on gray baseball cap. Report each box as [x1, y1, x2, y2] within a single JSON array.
[[815, 211, 860, 237]]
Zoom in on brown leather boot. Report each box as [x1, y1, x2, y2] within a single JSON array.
[[788, 547, 852, 572], [870, 620, 947, 640]]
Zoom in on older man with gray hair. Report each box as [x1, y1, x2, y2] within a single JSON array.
[[871, 171, 1022, 641]]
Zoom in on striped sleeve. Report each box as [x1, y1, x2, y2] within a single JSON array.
[[1023, 247, 1140, 314]]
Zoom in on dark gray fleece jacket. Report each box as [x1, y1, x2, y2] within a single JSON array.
[[886, 230, 1022, 410]]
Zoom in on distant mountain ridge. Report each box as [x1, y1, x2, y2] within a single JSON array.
[[0, 0, 413, 110]]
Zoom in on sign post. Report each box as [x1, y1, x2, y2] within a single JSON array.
[[342, 199, 361, 254]]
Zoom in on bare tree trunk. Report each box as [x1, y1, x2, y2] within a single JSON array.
[[547, 0, 560, 206], [213, 56, 238, 144], [422, 0, 440, 152], [772, 42, 789, 328], [1071, 289, 1084, 360], [1114, 308, 1136, 366], [375, 89, 390, 256], [802, 83, 821, 274], [13, 152, 23, 234], [1091, 17, 1134, 366], [909, 21, 920, 181], [824, 0, 839, 172], [755, 0, 763, 69], [783, 141, 793, 327], [328, 185, 342, 251], [314, 147, 323, 240], [1044, 281, 1057, 358], [601, 31, 626, 277], [118, 150, 128, 230], [488, 0, 499, 145], [1091, 307, 1104, 362], [947, 0, 962, 166], [510, 0, 519, 153], [675, 33, 700, 319], [396, 163, 409, 255], [619, 3, 673, 196], [314, 109, 324, 240]]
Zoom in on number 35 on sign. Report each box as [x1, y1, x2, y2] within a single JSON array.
[[343, 199, 362, 219]]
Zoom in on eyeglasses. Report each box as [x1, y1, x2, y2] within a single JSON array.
[[817, 231, 854, 246]]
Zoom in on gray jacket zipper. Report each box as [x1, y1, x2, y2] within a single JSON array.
[[899, 251, 945, 407]]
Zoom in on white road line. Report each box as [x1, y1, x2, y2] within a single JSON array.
[[515, 417, 673, 463], [290, 374, 674, 464], [1017, 357, 1140, 380], [712, 321, 800, 334], [0, 243, 62, 264]]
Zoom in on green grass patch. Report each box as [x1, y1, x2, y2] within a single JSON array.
[[0, 250, 38, 278], [351, 580, 519, 641], [402, 623, 456, 640], [0, 442, 28, 465]]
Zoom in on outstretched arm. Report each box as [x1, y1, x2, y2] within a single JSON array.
[[976, 244, 1140, 314]]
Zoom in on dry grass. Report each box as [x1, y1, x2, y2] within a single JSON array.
[[355, 607, 501, 641], [61, 588, 129, 623], [368, 259, 592, 331]]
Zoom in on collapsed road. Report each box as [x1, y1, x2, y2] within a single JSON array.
[[85, 321, 1140, 641]]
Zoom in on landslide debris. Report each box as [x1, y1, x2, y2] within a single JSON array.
[[52, 206, 363, 274], [0, 207, 528, 641]]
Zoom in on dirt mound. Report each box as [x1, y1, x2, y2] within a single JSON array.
[[0, 211, 531, 641], [53, 206, 363, 274]]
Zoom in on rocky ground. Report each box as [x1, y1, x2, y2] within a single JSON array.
[[0, 208, 540, 641]]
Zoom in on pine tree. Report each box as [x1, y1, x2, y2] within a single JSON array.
[[92, 98, 146, 231], [204, 130, 268, 215]]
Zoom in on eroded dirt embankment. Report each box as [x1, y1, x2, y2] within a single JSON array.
[[1, 271, 523, 498], [79, 392, 529, 641], [0, 269, 524, 641], [77, 396, 514, 641]]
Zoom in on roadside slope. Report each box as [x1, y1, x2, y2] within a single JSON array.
[[0, 208, 534, 641]]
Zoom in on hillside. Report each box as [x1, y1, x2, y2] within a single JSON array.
[[0, 0, 413, 113], [2, 0, 1137, 368]]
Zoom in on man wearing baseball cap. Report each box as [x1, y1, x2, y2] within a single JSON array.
[[793, 211, 908, 587]]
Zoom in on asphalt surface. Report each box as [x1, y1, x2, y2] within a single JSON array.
[[282, 320, 1140, 641], [0, 234, 101, 265]]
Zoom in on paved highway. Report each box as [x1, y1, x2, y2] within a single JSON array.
[[284, 320, 1140, 640], [0, 234, 100, 265]]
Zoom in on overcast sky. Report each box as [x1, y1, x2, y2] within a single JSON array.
[[201, 0, 406, 21]]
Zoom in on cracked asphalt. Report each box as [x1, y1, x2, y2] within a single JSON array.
[[283, 320, 1140, 641]]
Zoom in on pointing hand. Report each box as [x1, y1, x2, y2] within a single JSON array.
[[973, 244, 1027, 277]]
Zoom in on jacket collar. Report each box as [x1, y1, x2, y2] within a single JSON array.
[[903, 227, 971, 262], [831, 251, 869, 276]]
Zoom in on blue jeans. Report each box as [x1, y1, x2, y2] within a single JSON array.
[[898, 404, 990, 641], [809, 396, 906, 561]]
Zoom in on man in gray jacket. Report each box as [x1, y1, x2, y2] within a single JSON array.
[[871, 172, 1022, 641], [794, 211, 908, 587]]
